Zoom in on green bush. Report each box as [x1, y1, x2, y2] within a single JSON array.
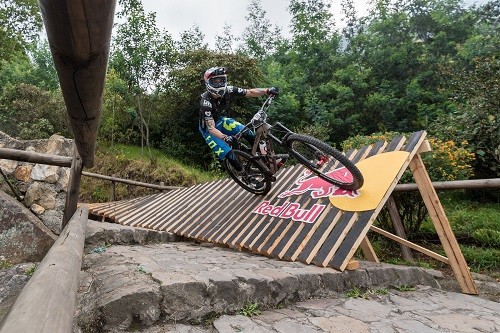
[[460, 245, 500, 272], [472, 229, 500, 248]]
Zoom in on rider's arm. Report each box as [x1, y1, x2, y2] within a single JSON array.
[[245, 88, 269, 98], [206, 118, 227, 140]]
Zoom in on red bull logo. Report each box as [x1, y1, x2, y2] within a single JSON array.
[[252, 201, 325, 223], [278, 167, 360, 199]]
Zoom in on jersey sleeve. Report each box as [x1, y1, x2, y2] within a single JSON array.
[[227, 86, 247, 97]]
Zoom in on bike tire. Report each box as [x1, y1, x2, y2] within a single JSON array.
[[223, 150, 272, 195], [284, 134, 364, 190]]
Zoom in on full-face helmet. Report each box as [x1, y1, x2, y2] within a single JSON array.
[[204, 67, 227, 97]]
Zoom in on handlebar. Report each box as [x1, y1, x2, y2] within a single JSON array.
[[235, 95, 275, 138], [250, 94, 275, 127]]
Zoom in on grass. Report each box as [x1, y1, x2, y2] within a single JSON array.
[[238, 301, 261, 317], [0, 259, 12, 269], [368, 196, 500, 278], [80, 142, 223, 203]]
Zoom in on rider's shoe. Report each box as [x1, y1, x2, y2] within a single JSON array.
[[275, 154, 289, 169]]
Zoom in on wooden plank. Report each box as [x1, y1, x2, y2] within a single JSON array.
[[345, 260, 360, 270], [329, 131, 429, 270], [189, 185, 254, 239], [176, 180, 241, 236], [385, 135, 406, 152], [329, 211, 372, 269], [92, 195, 157, 221], [115, 193, 169, 224], [310, 212, 358, 266], [145, 183, 217, 230], [403, 130, 427, 153], [223, 165, 303, 247], [409, 154, 478, 294], [417, 139, 432, 154], [253, 161, 330, 255], [275, 145, 364, 261], [0, 208, 88, 333], [143, 184, 211, 229], [236, 166, 309, 249], [294, 208, 343, 263], [369, 225, 449, 264], [168, 180, 234, 233]]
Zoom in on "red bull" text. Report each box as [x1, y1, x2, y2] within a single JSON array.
[[278, 167, 360, 199], [252, 201, 325, 223]]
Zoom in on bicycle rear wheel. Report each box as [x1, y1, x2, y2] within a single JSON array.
[[284, 134, 364, 190], [223, 150, 272, 195]]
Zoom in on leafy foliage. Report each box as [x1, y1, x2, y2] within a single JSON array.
[[0, 83, 69, 139]]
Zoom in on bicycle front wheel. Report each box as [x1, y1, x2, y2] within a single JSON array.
[[284, 134, 364, 190]]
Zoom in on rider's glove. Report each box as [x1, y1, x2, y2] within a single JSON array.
[[223, 135, 236, 144], [266, 87, 279, 96]]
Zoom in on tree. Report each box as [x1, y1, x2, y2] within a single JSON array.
[[111, 0, 175, 154], [0, 0, 42, 62], [214, 23, 235, 53], [177, 25, 208, 52], [238, 0, 283, 61], [0, 83, 69, 139]]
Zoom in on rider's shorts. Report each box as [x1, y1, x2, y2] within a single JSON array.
[[199, 117, 245, 160]]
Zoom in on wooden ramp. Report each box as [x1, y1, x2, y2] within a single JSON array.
[[87, 130, 477, 295], [88, 131, 424, 270]]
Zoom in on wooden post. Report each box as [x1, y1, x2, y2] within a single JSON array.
[[360, 236, 379, 263], [0, 207, 88, 333], [110, 174, 116, 201], [62, 146, 83, 229], [409, 154, 478, 294], [386, 196, 414, 261]]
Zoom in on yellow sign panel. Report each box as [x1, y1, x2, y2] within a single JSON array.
[[329, 151, 410, 212]]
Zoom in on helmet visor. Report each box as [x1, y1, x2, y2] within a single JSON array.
[[208, 75, 226, 88]]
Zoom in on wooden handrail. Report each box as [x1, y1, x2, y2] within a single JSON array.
[[0, 208, 88, 333], [394, 178, 500, 191], [0, 147, 72, 167], [82, 171, 183, 190]]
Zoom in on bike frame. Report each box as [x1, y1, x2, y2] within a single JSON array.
[[236, 96, 295, 176]]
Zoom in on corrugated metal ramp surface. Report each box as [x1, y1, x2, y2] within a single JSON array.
[[88, 131, 427, 271]]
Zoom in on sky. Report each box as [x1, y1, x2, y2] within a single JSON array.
[[138, 0, 489, 47]]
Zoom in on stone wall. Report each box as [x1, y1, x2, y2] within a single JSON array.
[[0, 131, 74, 234]]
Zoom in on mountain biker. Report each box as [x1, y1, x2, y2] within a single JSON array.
[[199, 66, 279, 171]]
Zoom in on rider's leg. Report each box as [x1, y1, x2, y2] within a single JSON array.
[[225, 151, 243, 171], [220, 117, 255, 146], [200, 124, 242, 171]]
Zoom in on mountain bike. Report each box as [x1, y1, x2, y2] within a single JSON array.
[[223, 95, 364, 195]]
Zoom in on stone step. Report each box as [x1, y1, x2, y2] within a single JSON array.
[[77, 222, 442, 332]]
